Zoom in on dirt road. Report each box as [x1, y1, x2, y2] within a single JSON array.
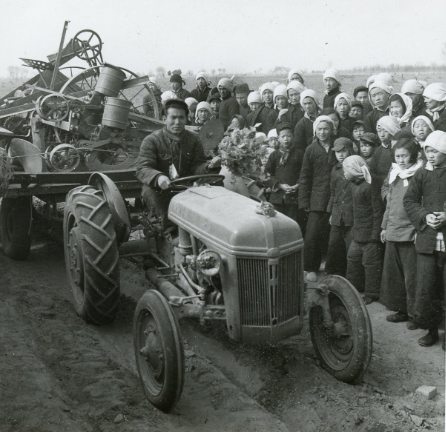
[[0, 239, 444, 432]]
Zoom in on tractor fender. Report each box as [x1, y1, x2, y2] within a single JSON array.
[[88, 172, 130, 245]]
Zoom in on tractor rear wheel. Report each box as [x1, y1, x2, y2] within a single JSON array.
[[309, 275, 373, 384], [0, 196, 32, 260], [63, 185, 120, 325]]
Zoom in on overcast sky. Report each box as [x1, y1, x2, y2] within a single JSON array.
[[0, 0, 445, 78]]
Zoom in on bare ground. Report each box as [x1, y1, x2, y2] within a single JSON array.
[[0, 238, 444, 432]]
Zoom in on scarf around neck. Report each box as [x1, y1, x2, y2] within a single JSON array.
[[388, 161, 423, 185], [426, 103, 446, 122], [279, 142, 294, 165]]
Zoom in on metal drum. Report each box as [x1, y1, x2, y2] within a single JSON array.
[[95, 66, 126, 97], [102, 97, 132, 129]]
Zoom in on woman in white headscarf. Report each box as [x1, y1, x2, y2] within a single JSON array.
[[287, 69, 305, 84], [323, 69, 342, 108], [401, 79, 427, 117], [423, 83, 446, 132], [389, 93, 413, 128]]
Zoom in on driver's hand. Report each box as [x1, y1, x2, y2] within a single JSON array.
[[208, 156, 221, 169], [158, 175, 172, 190]]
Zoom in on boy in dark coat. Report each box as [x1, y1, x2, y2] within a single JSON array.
[[170, 74, 192, 101], [364, 81, 392, 133], [298, 116, 337, 282], [343, 156, 384, 304], [265, 122, 306, 234], [190, 72, 211, 103], [323, 69, 342, 108], [325, 138, 354, 276], [359, 132, 379, 165], [403, 131, 446, 349], [234, 82, 251, 122], [217, 78, 239, 129], [354, 86, 373, 119], [293, 89, 320, 152], [246, 91, 272, 134]]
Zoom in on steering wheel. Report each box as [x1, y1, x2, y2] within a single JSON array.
[[169, 174, 225, 191]]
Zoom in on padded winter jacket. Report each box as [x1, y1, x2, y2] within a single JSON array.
[[327, 163, 353, 227]]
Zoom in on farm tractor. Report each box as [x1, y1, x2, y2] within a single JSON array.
[[0, 23, 373, 414]]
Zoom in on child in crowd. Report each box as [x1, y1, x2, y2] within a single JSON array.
[[325, 138, 354, 276], [195, 102, 214, 126], [260, 82, 276, 109], [350, 101, 364, 120], [423, 83, 446, 132], [217, 78, 239, 128], [265, 122, 306, 233], [320, 108, 352, 141], [380, 139, 422, 327], [323, 69, 342, 108], [334, 93, 354, 132], [344, 155, 384, 304], [389, 93, 413, 128], [228, 114, 245, 131], [369, 116, 401, 191], [277, 81, 306, 128], [354, 85, 372, 119], [403, 131, 446, 349], [401, 79, 427, 118], [351, 120, 365, 153], [293, 90, 321, 151], [364, 81, 393, 133], [359, 132, 380, 165], [185, 97, 199, 125], [298, 116, 337, 282], [246, 91, 270, 134], [412, 115, 435, 148], [265, 84, 288, 132], [208, 92, 221, 118]]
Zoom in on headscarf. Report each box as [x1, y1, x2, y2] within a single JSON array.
[[401, 79, 426, 95], [161, 91, 179, 103], [411, 115, 435, 138], [255, 132, 267, 144], [422, 83, 446, 102], [323, 69, 341, 84], [287, 81, 306, 94], [313, 115, 335, 136], [287, 69, 304, 83], [377, 116, 401, 136], [389, 93, 413, 125], [366, 75, 377, 88], [300, 89, 318, 106], [368, 80, 394, 109], [196, 71, 209, 83], [218, 78, 233, 92], [185, 97, 198, 107], [195, 101, 213, 123], [259, 82, 275, 96], [247, 91, 262, 104], [389, 160, 423, 185], [423, 83, 446, 121], [273, 84, 288, 102], [334, 93, 352, 109], [342, 155, 372, 184], [375, 73, 393, 87], [424, 130, 446, 154]]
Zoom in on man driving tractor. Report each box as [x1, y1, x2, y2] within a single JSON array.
[[136, 99, 220, 227]]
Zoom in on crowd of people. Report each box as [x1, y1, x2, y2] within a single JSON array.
[[140, 69, 446, 350]]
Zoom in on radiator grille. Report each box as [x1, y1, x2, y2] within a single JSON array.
[[238, 252, 301, 326]]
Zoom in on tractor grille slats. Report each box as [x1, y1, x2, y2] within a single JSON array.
[[237, 252, 301, 326]]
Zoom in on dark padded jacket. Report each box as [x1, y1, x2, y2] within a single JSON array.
[[274, 104, 305, 130], [246, 105, 274, 134], [191, 86, 211, 103], [350, 179, 384, 242], [293, 116, 315, 152], [219, 96, 240, 129], [136, 128, 208, 188], [323, 88, 341, 108], [403, 165, 446, 254], [327, 163, 353, 226], [368, 144, 393, 191], [364, 108, 388, 133], [298, 139, 337, 211]]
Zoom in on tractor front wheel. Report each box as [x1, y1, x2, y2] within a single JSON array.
[[309, 275, 373, 384], [63, 185, 120, 325], [0, 196, 32, 260]]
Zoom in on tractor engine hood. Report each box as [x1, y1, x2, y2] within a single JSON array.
[[168, 186, 303, 257]]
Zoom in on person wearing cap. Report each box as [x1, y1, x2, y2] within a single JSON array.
[[233, 82, 251, 122], [293, 89, 321, 151], [259, 82, 275, 109], [364, 80, 393, 133], [191, 72, 212, 103], [423, 83, 446, 132], [170, 73, 192, 101], [143, 77, 162, 118], [265, 122, 306, 232], [359, 132, 380, 165], [354, 85, 373, 118], [298, 116, 338, 282], [246, 91, 271, 134], [323, 69, 342, 109], [217, 78, 239, 129], [401, 79, 427, 118], [208, 92, 221, 118], [325, 138, 354, 276], [380, 139, 423, 328], [412, 115, 434, 149], [350, 101, 364, 120], [195, 101, 214, 126], [265, 84, 289, 133], [343, 155, 384, 305], [136, 99, 220, 229], [404, 130, 446, 349]]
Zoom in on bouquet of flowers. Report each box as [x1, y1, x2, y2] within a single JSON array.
[[218, 128, 266, 176]]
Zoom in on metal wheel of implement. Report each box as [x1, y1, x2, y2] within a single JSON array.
[[133, 290, 185, 413], [36, 94, 69, 121], [0, 196, 32, 260], [49, 144, 81, 172], [72, 30, 103, 62], [309, 275, 373, 384], [63, 185, 120, 325]]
